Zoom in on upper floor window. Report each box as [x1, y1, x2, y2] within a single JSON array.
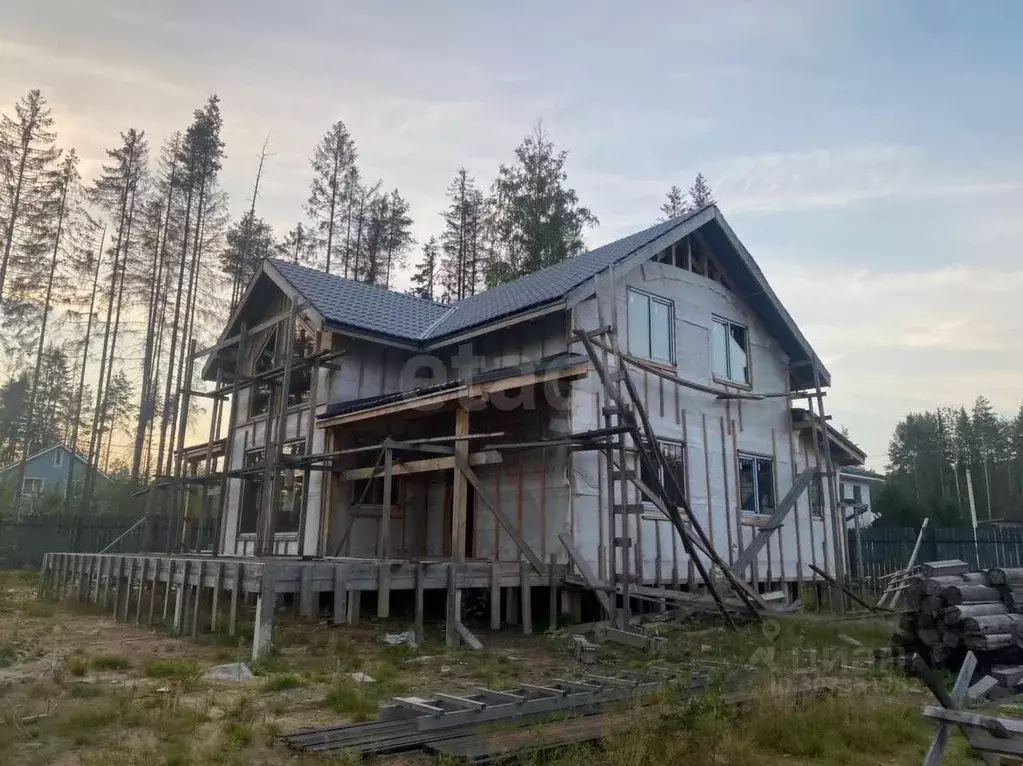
[[53, 449, 63, 469], [627, 288, 674, 364], [852, 484, 862, 504], [711, 317, 750, 385]]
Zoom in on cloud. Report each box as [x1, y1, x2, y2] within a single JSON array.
[[714, 145, 1018, 213], [0, 39, 185, 94]]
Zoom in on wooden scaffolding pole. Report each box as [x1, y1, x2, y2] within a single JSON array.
[[296, 331, 323, 557], [812, 359, 845, 614], [170, 340, 197, 553], [447, 404, 470, 647], [256, 303, 298, 556], [213, 324, 248, 557]]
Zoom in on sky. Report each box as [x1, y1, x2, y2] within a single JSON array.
[[2, 0, 1022, 469]]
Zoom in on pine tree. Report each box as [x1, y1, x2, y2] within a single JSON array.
[[11, 151, 80, 510], [277, 223, 316, 266], [306, 121, 357, 275], [0, 90, 61, 303], [659, 185, 689, 220], [486, 123, 597, 286], [409, 237, 439, 300], [379, 189, 413, 290], [440, 168, 485, 300], [688, 173, 716, 209]]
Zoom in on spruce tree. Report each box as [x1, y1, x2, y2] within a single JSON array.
[[0, 90, 61, 303], [306, 121, 357, 275], [660, 184, 689, 220], [688, 173, 717, 209], [486, 123, 597, 286], [440, 168, 486, 300], [409, 237, 439, 300]]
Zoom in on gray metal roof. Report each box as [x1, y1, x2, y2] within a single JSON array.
[[268, 210, 695, 343], [263, 205, 827, 387], [270, 260, 451, 341]]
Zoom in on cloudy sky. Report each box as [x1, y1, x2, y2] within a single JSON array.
[[3, 0, 1022, 467]]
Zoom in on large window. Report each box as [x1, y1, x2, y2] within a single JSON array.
[[238, 449, 265, 534], [627, 288, 674, 364], [738, 453, 775, 516], [639, 440, 686, 513], [711, 317, 750, 385]]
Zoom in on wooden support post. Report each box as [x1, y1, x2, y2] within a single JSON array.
[[162, 560, 174, 623], [333, 564, 348, 626], [147, 559, 158, 625], [812, 361, 845, 615], [121, 558, 136, 622], [451, 407, 470, 562], [446, 563, 461, 648], [209, 562, 222, 632], [414, 561, 425, 643], [252, 566, 278, 662], [520, 563, 533, 635], [172, 561, 187, 636], [490, 560, 501, 630], [38, 553, 48, 598], [549, 554, 558, 631], [299, 565, 315, 618], [214, 324, 248, 556], [297, 335, 321, 557], [171, 342, 197, 553], [110, 556, 123, 620], [228, 562, 242, 637], [134, 558, 146, 625], [377, 444, 394, 560], [346, 586, 360, 625], [377, 563, 391, 620], [191, 561, 205, 638]]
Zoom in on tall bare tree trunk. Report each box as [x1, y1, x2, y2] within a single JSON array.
[[65, 227, 105, 509], [12, 163, 70, 512]]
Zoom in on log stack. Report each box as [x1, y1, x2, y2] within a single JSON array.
[[891, 560, 1023, 669]]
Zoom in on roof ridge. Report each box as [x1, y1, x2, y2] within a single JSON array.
[[269, 258, 452, 309]]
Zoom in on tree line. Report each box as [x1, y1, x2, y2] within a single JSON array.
[[0, 86, 718, 515], [874, 396, 1023, 528]]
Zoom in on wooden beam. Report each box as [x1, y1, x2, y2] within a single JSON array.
[[377, 446, 393, 560], [336, 451, 502, 481], [451, 407, 470, 563], [317, 362, 590, 428], [558, 532, 612, 619], [192, 306, 303, 360]]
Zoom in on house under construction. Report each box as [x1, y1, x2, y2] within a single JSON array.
[[40, 205, 863, 656]]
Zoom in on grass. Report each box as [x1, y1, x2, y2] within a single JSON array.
[[260, 673, 307, 692], [65, 655, 89, 677], [322, 677, 379, 722], [91, 654, 131, 671], [143, 658, 200, 681]]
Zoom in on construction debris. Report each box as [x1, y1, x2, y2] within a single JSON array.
[[203, 663, 255, 683]]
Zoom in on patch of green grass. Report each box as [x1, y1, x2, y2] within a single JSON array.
[[91, 655, 131, 671], [260, 673, 307, 693], [65, 655, 89, 677], [250, 648, 291, 675], [64, 702, 121, 742], [221, 720, 253, 748], [0, 642, 17, 668], [144, 658, 200, 681], [322, 678, 379, 722]]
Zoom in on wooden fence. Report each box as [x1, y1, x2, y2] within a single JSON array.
[[847, 525, 1023, 584]]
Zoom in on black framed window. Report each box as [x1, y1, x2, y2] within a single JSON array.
[[738, 453, 775, 515], [627, 288, 674, 364]]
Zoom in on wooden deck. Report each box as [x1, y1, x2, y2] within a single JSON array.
[[37, 552, 567, 660]]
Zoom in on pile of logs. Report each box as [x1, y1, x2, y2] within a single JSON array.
[[892, 560, 1023, 668]]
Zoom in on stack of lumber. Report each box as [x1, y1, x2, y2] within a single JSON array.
[[892, 559, 1023, 669]]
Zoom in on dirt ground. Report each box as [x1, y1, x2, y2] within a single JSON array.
[[0, 570, 982, 765]]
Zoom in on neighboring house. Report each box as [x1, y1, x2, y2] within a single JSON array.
[[839, 465, 885, 528], [0, 444, 106, 510], [196, 204, 849, 586]]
